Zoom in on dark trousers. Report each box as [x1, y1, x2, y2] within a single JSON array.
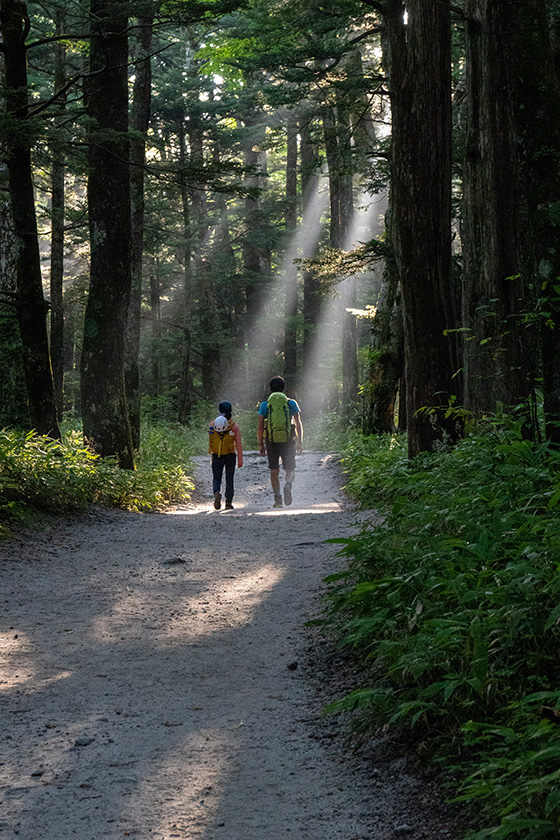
[[212, 453, 236, 502]]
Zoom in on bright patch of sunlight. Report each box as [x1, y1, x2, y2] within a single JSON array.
[[252, 501, 342, 516], [128, 729, 232, 839], [92, 565, 286, 644], [162, 564, 286, 641], [0, 630, 35, 689]]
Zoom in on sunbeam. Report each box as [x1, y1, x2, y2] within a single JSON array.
[[222, 180, 329, 406], [299, 191, 388, 416]]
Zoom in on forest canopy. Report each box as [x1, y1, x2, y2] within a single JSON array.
[[1, 0, 560, 461]]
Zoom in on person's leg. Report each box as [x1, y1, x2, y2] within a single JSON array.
[[224, 454, 236, 508], [267, 444, 283, 506], [281, 442, 296, 505], [270, 468, 281, 494], [212, 455, 224, 509]]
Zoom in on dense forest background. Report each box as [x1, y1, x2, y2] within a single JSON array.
[[1, 0, 560, 463], [4, 4, 560, 837]]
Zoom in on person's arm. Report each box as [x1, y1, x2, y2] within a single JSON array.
[[233, 423, 243, 467], [293, 413, 303, 454], [258, 414, 266, 456]]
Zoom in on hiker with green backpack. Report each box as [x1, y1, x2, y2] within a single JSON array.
[[257, 375, 303, 508]]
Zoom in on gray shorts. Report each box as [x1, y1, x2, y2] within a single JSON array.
[[266, 440, 296, 471]]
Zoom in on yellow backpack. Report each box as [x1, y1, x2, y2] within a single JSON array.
[[209, 419, 236, 456]]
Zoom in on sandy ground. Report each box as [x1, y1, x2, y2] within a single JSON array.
[[0, 451, 460, 840]]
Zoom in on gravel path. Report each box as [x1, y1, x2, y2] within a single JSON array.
[[0, 451, 459, 840]]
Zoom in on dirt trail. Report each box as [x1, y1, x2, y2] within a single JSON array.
[[0, 452, 456, 840]]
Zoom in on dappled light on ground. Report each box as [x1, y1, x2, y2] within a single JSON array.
[[0, 454, 380, 839], [252, 502, 342, 515], [130, 729, 232, 839], [0, 630, 36, 690], [91, 564, 286, 644]]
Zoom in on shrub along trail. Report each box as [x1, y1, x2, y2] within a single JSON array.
[[1, 451, 456, 840]]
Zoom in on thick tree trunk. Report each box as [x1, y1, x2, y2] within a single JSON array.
[[500, 1, 560, 442], [149, 271, 161, 398], [49, 9, 66, 421], [0, 126, 29, 428], [241, 103, 271, 395], [189, 122, 220, 402], [242, 117, 269, 345], [177, 121, 194, 424], [323, 103, 358, 406], [300, 114, 321, 360], [462, 0, 533, 417], [383, 0, 458, 457], [81, 0, 134, 468], [0, 0, 61, 439], [126, 10, 154, 450], [283, 112, 298, 388], [363, 254, 403, 435]]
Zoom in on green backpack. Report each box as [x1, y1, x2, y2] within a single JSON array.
[[265, 392, 292, 443]]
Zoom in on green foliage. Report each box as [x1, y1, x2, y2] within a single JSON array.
[[325, 424, 560, 838], [0, 423, 195, 535], [304, 410, 359, 453]]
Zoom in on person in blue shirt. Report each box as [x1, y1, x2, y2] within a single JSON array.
[[257, 375, 303, 507]]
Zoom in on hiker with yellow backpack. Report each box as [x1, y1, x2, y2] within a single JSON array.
[[257, 375, 303, 508], [208, 400, 243, 510]]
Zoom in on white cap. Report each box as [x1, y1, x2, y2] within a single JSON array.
[[214, 415, 229, 432]]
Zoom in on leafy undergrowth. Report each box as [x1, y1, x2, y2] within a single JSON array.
[[0, 422, 195, 535], [326, 426, 560, 840]]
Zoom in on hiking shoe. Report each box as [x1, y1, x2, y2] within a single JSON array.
[[283, 483, 293, 506], [273, 494, 283, 508], [214, 492, 221, 510], [225, 501, 234, 510]]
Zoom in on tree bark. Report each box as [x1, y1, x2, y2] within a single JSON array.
[[500, 1, 560, 442], [462, 0, 533, 418], [0, 103, 29, 428], [383, 0, 458, 456], [323, 102, 358, 406], [283, 112, 298, 388], [177, 119, 194, 424], [363, 253, 403, 435], [126, 9, 154, 450], [0, 0, 61, 439], [149, 270, 161, 398], [81, 0, 134, 468], [49, 8, 66, 421], [300, 112, 321, 361]]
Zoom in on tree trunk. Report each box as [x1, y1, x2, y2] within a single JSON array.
[[0, 113, 29, 428], [500, 1, 560, 442], [177, 120, 194, 424], [462, 0, 533, 418], [300, 113, 321, 361], [242, 118, 269, 342], [323, 102, 358, 406], [241, 104, 271, 395], [189, 121, 220, 401], [49, 8, 66, 422], [149, 271, 161, 398], [81, 0, 134, 468], [283, 112, 298, 388], [363, 254, 403, 435], [0, 0, 61, 439], [126, 9, 154, 450], [383, 0, 458, 457]]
